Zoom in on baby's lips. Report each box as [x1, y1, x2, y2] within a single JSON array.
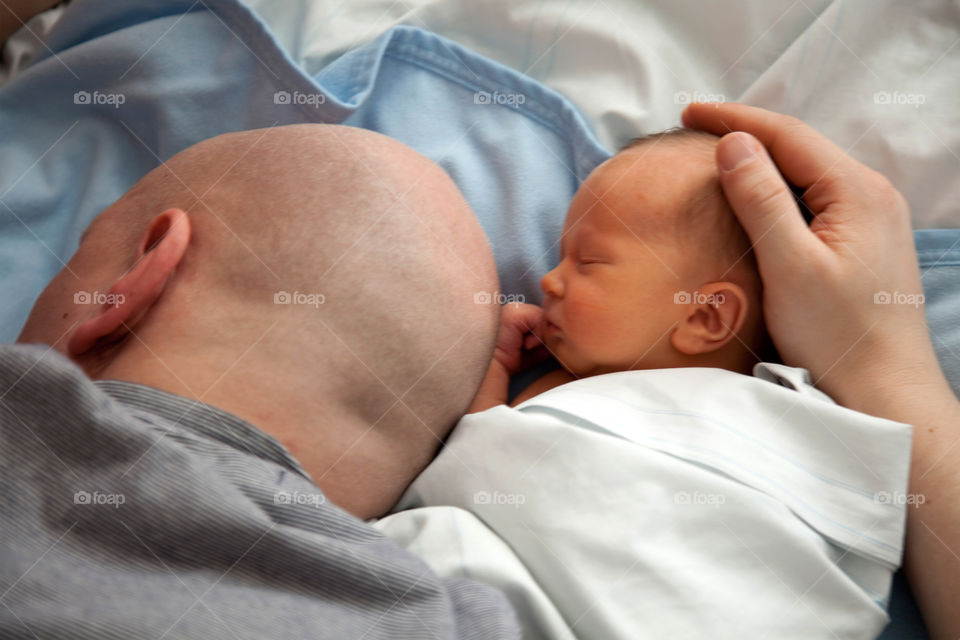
[[527, 315, 553, 346]]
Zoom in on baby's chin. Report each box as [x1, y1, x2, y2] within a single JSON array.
[[548, 333, 644, 378], [557, 347, 646, 378], [550, 343, 611, 378], [543, 340, 578, 375]]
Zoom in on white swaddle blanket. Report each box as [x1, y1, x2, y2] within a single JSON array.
[[377, 363, 913, 640]]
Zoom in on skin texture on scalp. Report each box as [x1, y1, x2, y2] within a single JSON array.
[[620, 130, 760, 284], [19, 124, 501, 519]]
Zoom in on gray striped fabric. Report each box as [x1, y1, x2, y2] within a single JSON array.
[[0, 344, 519, 639]]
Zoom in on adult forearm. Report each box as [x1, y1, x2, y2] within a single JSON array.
[[836, 362, 960, 640], [0, 0, 59, 49], [897, 391, 959, 640]]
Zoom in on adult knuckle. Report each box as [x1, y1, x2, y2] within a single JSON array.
[[865, 169, 893, 194], [862, 169, 906, 215]]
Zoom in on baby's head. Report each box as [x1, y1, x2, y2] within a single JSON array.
[[541, 128, 773, 377]]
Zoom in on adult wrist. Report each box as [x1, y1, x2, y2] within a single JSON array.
[[822, 333, 953, 425]]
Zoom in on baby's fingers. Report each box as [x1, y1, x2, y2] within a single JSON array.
[[501, 302, 543, 331], [519, 342, 551, 372], [523, 332, 541, 350]]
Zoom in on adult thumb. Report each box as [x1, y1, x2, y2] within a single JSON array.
[[716, 132, 815, 262]]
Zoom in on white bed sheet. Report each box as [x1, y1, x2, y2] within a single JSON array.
[[243, 0, 960, 229]]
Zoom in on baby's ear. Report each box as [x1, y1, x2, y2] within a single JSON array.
[[670, 281, 749, 356]]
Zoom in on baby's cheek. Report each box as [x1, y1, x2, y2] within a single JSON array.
[[565, 304, 599, 339], [567, 305, 617, 354], [598, 308, 654, 357]]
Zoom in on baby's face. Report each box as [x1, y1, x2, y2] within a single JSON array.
[[540, 141, 722, 376]]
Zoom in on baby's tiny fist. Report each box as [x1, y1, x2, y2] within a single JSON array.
[[524, 332, 541, 350]]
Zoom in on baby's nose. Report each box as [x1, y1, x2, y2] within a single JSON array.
[[541, 266, 562, 298]]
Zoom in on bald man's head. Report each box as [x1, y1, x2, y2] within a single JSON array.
[[20, 124, 500, 518]]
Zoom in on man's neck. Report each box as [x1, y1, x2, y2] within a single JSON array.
[[89, 341, 427, 520]]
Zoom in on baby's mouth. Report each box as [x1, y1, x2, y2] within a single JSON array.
[[541, 317, 561, 337]]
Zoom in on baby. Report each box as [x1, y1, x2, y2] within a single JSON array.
[[469, 128, 774, 412], [386, 128, 912, 639]]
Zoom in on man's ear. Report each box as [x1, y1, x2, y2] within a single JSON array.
[[670, 281, 749, 356], [67, 209, 191, 357]]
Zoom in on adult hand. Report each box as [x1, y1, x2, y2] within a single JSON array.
[[684, 102, 960, 640], [683, 102, 939, 410]]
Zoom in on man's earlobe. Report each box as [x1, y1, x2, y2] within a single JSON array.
[[670, 281, 748, 356], [67, 209, 191, 357]]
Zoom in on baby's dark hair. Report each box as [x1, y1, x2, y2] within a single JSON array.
[[620, 128, 780, 365]]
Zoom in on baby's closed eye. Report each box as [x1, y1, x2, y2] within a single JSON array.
[[577, 256, 608, 269]]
